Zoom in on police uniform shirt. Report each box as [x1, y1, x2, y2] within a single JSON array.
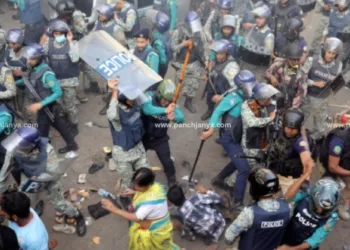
[[115, 2, 137, 34], [328, 135, 344, 158], [288, 137, 309, 157]]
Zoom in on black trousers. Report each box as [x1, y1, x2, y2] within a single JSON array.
[[37, 104, 75, 146], [142, 136, 175, 182]]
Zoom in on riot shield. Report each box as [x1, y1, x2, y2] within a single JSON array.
[[79, 30, 162, 100]]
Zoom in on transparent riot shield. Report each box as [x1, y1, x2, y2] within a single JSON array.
[[79, 30, 162, 100]]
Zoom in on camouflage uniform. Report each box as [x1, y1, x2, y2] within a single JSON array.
[[171, 26, 209, 98], [71, 10, 88, 37], [264, 58, 309, 109], [107, 99, 148, 191], [43, 39, 80, 125], [0, 66, 17, 101], [196, 1, 216, 25], [0, 29, 6, 62], [226, 101, 273, 187], [115, 3, 138, 51], [17, 143, 79, 217]]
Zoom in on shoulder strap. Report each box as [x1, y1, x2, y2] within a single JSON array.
[[31, 66, 51, 83]]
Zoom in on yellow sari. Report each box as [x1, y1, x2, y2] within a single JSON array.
[[129, 183, 180, 250]]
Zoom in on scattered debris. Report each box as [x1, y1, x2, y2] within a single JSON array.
[[78, 174, 86, 184], [89, 163, 104, 174], [65, 151, 78, 159], [109, 158, 117, 171], [63, 173, 68, 178], [78, 189, 90, 198], [85, 216, 93, 226], [84, 121, 109, 128], [151, 166, 162, 171], [52, 224, 76, 235], [70, 188, 78, 202], [92, 237, 100, 245], [103, 147, 111, 154]]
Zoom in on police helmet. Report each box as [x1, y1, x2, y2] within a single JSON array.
[[96, 4, 115, 20], [155, 12, 170, 33], [323, 37, 343, 55], [56, 0, 76, 17], [310, 178, 341, 219], [185, 11, 200, 23], [49, 20, 69, 34], [252, 5, 271, 19], [286, 18, 303, 39], [21, 43, 45, 60], [283, 108, 304, 129], [157, 79, 176, 102], [249, 168, 280, 201], [210, 39, 232, 54], [220, 15, 236, 29], [1, 127, 40, 153], [217, 0, 233, 9], [285, 42, 303, 59], [234, 70, 256, 88], [252, 83, 280, 101], [6, 28, 24, 44]]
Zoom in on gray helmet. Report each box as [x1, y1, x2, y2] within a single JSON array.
[[220, 14, 236, 29], [49, 20, 69, 34], [209, 39, 232, 54], [252, 4, 271, 18], [252, 83, 280, 101], [21, 44, 45, 60], [6, 28, 24, 44], [283, 108, 304, 129], [324, 37, 343, 55], [56, 0, 75, 17], [96, 4, 115, 20], [310, 178, 341, 219], [285, 43, 303, 59]]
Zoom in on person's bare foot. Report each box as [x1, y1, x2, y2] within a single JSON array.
[[207, 243, 220, 250]]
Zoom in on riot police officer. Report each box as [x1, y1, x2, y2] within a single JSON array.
[[324, 0, 350, 65], [148, 10, 172, 78], [1, 127, 87, 237], [201, 70, 256, 210], [212, 14, 243, 56], [204, 0, 234, 43], [114, 0, 141, 51], [201, 39, 240, 120], [196, 0, 217, 26], [225, 168, 290, 250], [40, 0, 87, 44], [319, 127, 350, 220], [20, 44, 78, 154], [269, 108, 315, 194], [106, 79, 148, 209], [17, 0, 45, 45], [274, 17, 308, 63], [265, 42, 308, 110], [141, 79, 185, 186], [94, 4, 121, 41], [0, 63, 16, 103], [133, 28, 160, 76], [302, 37, 343, 140], [171, 11, 209, 113], [270, 0, 303, 35], [309, 0, 335, 53], [240, 0, 266, 33], [43, 20, 80, 137], [279, 177, 340, 250], [239, 5, 274, 82], [153, 0, 178, 32]]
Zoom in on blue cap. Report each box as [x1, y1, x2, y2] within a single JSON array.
[[134, 28, 150, 39]]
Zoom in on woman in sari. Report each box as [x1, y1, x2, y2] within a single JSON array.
[[102, 168, 183, 250]]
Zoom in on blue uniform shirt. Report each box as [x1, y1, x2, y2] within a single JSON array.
[[152, 31, 168, 65], [209, 89, 244, 127], [328, 135, 344, 157], [144, 45, 160, 74]]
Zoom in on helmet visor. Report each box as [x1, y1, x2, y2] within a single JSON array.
[[1, 132, 36, 153]]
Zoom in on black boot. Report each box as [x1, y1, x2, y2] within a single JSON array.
[[167, 175, 177, 187], [70, 123, 79, 137], [75, 212, 87, 237], [201, 108, 213, 121], [184, 97, 196, 113], [85, 82, 100, 94], [58, 143, 79, 154], [99, 103, 108, 115]]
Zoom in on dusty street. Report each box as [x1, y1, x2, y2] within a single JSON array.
[[1, 1, 350, 249]]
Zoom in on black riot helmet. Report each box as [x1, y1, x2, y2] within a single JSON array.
[[285, 42, 303, 60], [283, 108, 304, 129], [285, 18, 303, 40], [249, 168, 280, 201], [56, 0, 76, 18]]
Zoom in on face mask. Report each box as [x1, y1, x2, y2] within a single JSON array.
[[55, 35, 66, 43]]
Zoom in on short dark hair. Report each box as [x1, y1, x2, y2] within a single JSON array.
[[167, 184, 186, 207], [132, 168, 155, 187], [1, 192, 31, 219]]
